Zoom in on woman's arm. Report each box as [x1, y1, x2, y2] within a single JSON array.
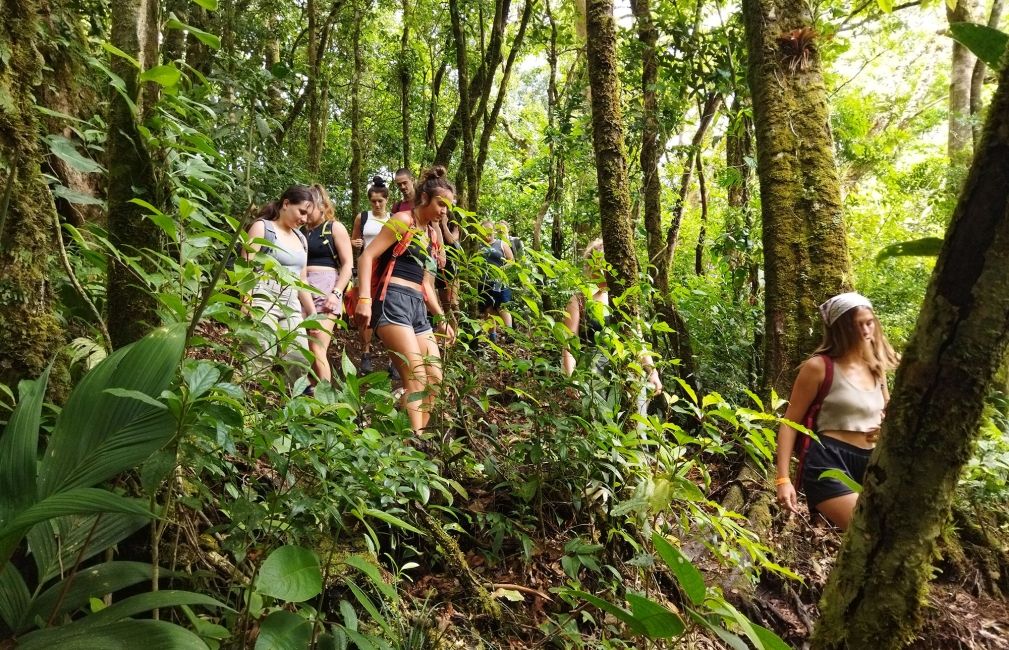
[[502, 240, 514, 262], [774, 356, 826, 512], [561, 294, 580, 376], [423, 271, 455, 345], [243, 220, 265, 260], [355, 214, 410, 325]]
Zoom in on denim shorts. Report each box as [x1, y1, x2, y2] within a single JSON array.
[[802, 436, 871, 508], [480, 286, 512, 309], [373, 284, 432, 335]]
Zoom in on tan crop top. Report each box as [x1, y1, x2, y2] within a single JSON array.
[[817, 364, 885, 432]]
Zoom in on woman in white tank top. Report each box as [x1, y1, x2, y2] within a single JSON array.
[[774, 293, 899, 530], [351, 177, 393, 372]]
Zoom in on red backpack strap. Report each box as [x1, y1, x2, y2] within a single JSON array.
[[375, 220, 415, 301], [794, 354, 834, 488]]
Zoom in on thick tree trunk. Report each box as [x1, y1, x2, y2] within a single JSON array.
[[742, 0, 851, 396], [813, 44, 1009, 650], [400, 0, 412, 170], [585, 0, 638, 310], [350, 8, 362, 213], [948, 0, 978, 165], [630, 0, 661, 284], [0, 0, 66, 390], [106, 0, 163, 348], [449, 0, 478, 211], [969, 0, 1004, 146]]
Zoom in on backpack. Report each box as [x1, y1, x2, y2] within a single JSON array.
[[319, 221, 340, 262], [793, 354, 834, 489]]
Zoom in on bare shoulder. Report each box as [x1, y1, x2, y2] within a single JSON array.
[[247, 220, 265, 237], [798, 355, 827, 383], [331, 220, 350, 236]]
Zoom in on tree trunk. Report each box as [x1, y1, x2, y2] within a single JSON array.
[[969, 0, 1004, 146], [947, 0, 977, 165], [812, 43, 1009, 650], [741, 0, 851, 396], [726, 97, 758, 303], [424, 58, 447, 165], [400, 0, 412, 170], [694, 152, 708, 276], [0, 0, 66, 391], [585, 0, 638, 311], [630, 0, 661, 284], [350, 6, 362, 213], [449, 0, 478, 211], [307, 0, 322, 175], [106, 0, 163, 348]]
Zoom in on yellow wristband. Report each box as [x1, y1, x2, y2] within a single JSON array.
[[357, 297, 372, 303], [774, 477, 791, 486]]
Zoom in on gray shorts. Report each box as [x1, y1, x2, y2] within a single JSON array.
[[373, 284, 432, 335]]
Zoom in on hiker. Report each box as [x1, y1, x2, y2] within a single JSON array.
[[304, 184, 352, 384], [355, 165, 456, 434], [352, 177, 394, 374], [479, 220, 514, 340], [391, 168, 415, 213], [774, 292, 899, 530], [243, 185, 317, 389], [562, 239, 661, 394]]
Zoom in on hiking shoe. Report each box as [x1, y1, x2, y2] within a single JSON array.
[[388, 363, 401, 380], [359, 353, 373, 373]]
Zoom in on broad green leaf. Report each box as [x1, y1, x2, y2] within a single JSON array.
[[651, 532, 706, 605], [28, 512, 148, 583], [341, 555, 396, 602], [255, 610, 312, 650], [567, 590, 647, 635], [51, 184, 104, 206], [190, 0, 219, 9], [345, 579, 392, 636], [139, 64, 182, 87], [876, 0, 893, 12], [18, 619, 207, 650], [950, 22, 1009, 68], [38, 325, 185, 498], [44, 134, 103, 173], [103, 388, 168, 410], [0, 367, 50, 527], [0, 562, 29, 631], [166, 15, 221, 49], [255, 545, 322, 602], [624, 592, 685, 639], [751, 622, 792, 650], [68, 590, 229, 629], [875, 237, 943, 263], [361, 508, 426, 536], [818, 469, 863, 493]]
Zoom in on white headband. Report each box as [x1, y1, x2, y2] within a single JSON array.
[[819, 292, 873, 326]]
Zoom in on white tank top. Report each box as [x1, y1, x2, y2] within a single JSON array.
[[361, 212, 390, 250], [817, 363, 885, 432]]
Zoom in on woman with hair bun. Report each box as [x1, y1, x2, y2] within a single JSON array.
[[243, 185, 317, 388], [352, 176, 393, 373], [774, 292, 899, 530], [355, 166, 456, 435], [304, 184, 352, 384]]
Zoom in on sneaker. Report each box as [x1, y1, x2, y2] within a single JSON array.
[[360, 353, 373, 373], [388, 363, 401, 380]]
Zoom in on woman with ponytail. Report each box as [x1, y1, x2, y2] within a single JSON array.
[[351, 176, 392, 372], [243, 185, 317, 389], [355, 166, 456, 435]]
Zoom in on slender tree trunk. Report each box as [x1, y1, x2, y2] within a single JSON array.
[[970, 0, 1004, 145], [350, 6, 363, 212], [534, 0, 559, 252], [585, 0, 637, 310], [106, 0, 163, 348], [264, 28, 284, 115], [0, 0, 66, 391], [307, 0, 322, 175], [726, 97, 757, 302], [400, 0, 412, 170], [630, 0, 661, 284], [694, 153, 708, 275], [947, 0, 978, 165], [449, 0, 478, 211], [424, 57, 447, 164], [813, 43, 1009, 650], [742, 0, 851, 396]]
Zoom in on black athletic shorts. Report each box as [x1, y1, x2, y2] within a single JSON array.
[[801, 436, 871, 508]]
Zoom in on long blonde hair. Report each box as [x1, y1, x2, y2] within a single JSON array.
[[311, 184, 335, 222], [813, 307, 899, 383]]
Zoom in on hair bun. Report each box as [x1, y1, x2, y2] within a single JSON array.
[[422, 165, 447, 183], [371, 176, 386, 187]]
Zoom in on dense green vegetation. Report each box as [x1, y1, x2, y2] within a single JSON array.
[[1, 0, 1009, 648]]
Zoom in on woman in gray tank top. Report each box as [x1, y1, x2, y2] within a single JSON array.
[[243, 186, 318, 390], [774, 293, 899, 530]]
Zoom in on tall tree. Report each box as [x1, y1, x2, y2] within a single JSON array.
[[741, 0, 851, 395], [584, 0, 638, 307], [350, 2, 363, 213], [0, 0, 66, 389], [969, 0, 1005, 145], [630, 0, 661, 282], [449, 0, 478, 210], [947, 0, 978, 164], [813, 45, 1009, 650], [106, 0, 163, 348], [400, 0, 412, 170]]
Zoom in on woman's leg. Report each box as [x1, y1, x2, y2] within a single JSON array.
[[377, 323, 427, 433], [815, 493, 859, 530], [562, 295, 580, 376], [309, 316, 336, 382], [417, 331, 443, 431]]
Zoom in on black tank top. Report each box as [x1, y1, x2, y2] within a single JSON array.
[[377, 226, 435, 285], [305, 224, 338, 268]]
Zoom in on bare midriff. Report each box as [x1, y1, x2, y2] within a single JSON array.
[[821, 429, 878, 449], [389, 276, 423, 292]]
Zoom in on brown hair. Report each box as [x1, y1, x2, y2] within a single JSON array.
[[415, 165, 455, 206], [310, 184, 335, 222], [813, 306, 899, 383], [255, 185, 315, 221], [368, 176, 389, 199]]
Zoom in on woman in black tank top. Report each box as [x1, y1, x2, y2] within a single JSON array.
[[355, 166, 456, 436]]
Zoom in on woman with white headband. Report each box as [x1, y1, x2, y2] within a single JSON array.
[[774, 292, 899, 530]]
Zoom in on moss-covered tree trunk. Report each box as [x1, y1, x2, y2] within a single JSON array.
[[584, 0, 637, 310], [449, 0, 477, 211], [947, 0, 977, 165], [812, 46, 1009, 650], [0, 0, 65, 388], [399, 0, 412, 171], [969, 0, 1004, 145], [106, 0, 162, 348], [630, 0, 661, 283], [741, 0, 851, 395]]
